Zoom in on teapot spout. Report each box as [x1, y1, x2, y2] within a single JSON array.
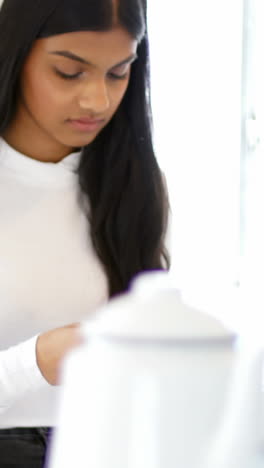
[[206, 343, 264, 468]]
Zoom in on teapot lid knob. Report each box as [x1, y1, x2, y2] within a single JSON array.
[[81, 270, 235, 341], [131, 270, 181, 299]]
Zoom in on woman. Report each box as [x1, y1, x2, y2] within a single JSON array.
[[0, 0, 169, 466]]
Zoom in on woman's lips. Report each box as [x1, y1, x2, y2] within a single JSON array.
[[68, 118, 105, 132]]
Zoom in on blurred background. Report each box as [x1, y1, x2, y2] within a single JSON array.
[[148, 0, 264, 337]]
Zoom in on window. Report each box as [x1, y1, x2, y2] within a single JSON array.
[[240, 0, 264, 290]]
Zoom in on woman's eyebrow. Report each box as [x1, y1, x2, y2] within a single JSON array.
[[48, 50, 138, 67]]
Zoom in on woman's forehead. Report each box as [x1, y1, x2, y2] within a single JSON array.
[[27, 28, 138, 71], [40, 28, 137, 56]]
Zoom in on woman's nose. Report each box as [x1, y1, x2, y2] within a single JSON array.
[[78, 78, 110, 114]]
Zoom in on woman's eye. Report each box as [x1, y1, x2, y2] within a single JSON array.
[[108, 65, 130, 81], [54, 67, 130, 81], [55, 69, 82, 80], [108, 72, 129, 81]]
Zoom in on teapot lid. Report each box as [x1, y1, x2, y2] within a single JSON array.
[[82, 271, 235, 342]]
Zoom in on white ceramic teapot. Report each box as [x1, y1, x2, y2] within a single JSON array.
[[48, 271, 264, 468]]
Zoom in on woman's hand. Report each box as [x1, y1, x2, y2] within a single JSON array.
[[36, 323, 83, 385]]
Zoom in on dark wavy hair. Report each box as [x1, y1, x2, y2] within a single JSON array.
[[0, 0, 170, 296]]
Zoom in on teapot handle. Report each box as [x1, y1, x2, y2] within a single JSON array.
[[205, 343, 264, 468]]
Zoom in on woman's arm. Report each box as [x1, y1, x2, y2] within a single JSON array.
[[36, 324, 82, 385], [0, 324, 81, 414]]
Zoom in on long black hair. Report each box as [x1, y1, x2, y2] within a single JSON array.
[[0, 0, 170, 296]]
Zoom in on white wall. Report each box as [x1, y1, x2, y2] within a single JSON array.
[[148, 1, 243, 296]]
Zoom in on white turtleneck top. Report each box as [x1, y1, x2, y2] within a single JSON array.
[[0, 137, 109, 428]]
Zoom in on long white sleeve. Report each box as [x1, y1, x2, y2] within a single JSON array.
[[0, 336, 49, 414], [0, 137, 108, 427]]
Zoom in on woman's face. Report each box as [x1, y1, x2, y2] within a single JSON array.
[[5, 27, 138, 161]]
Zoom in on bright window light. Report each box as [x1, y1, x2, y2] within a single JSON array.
[[147, 1, 244, 327]]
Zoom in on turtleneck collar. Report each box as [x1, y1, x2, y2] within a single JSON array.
[[0, 137, 82, 186]]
